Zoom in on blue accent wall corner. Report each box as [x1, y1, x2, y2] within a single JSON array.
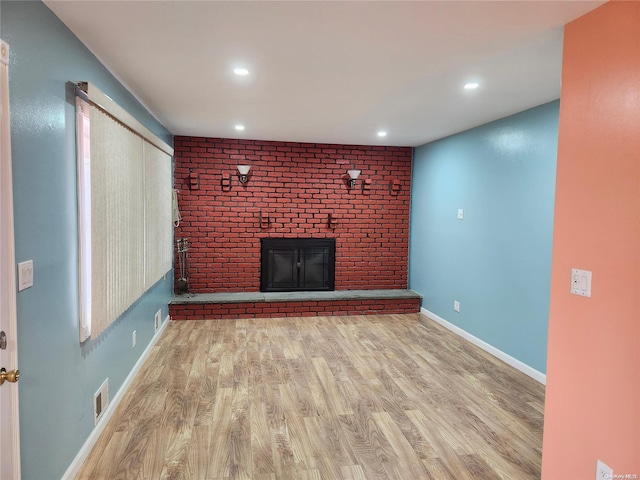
[[409, 101, 559, 374]]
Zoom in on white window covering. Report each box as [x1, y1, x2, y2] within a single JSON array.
[[76, 98, 92, 341], [144, 143, 172, 290], [76, 97, 172, 341], [90, 106, 145, 338]]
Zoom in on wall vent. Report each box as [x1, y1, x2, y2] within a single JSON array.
[[93, 378, 109, 425], [155, 309, 162, 331]]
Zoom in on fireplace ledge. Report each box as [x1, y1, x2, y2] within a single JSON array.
[[170, 289, 422, 305]]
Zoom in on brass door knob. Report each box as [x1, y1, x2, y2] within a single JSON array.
[[0, 367, 20, 386]]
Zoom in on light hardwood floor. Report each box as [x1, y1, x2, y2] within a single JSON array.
[[76, 314, 545, 480]]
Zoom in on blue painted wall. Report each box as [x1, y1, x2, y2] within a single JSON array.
[[1, 2, 173, 479], [409, 101, 559, 374]]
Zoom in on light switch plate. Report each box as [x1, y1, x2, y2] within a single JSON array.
[[18, 260, 34, 291], [457, 209, 464, 220], [571, 268, 592, 297]]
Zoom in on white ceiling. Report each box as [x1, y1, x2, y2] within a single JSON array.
[[45, 0, 604, 147]]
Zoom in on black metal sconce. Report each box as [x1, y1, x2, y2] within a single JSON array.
[[347, 169, 361, 189], [237, 165, 251, 184]]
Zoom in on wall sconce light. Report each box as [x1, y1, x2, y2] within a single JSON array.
[[237, 165, 251, 184], [347, 169, 361, 189]]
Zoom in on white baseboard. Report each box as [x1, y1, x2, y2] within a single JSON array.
[[420, 307, 546, 385], [61, 316, 170, 480]]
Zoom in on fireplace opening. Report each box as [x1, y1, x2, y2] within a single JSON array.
[[260, 238, 335, 292]]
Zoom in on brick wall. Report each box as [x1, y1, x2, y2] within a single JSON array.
[[174, 136, 412, 292]]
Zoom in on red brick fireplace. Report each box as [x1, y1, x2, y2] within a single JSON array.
[[170, 136, 418, 319]]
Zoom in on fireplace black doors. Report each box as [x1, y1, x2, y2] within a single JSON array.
[[260, 238, 335, 292]]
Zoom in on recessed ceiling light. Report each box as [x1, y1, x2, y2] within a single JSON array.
[[235, 124, 245, 131], [464, 82, 479, 90], [377, 131, 387, 137], [233, 67, 249, 76]]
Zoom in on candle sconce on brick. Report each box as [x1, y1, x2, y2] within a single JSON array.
[[390, 178, 401, 195], [260, 211, 271, 229], [328, 212, 340, 229], [189, 170, 200, 190], [221, 175, 232, 192]]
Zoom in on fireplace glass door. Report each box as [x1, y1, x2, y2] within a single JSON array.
[[260, 238, 335, 292]]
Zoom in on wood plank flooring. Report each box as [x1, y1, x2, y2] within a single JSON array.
[[75, 314, 545, 480]]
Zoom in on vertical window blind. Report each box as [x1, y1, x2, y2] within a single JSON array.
[[76, 84, 173, 341], [144, 143, 173, 290]]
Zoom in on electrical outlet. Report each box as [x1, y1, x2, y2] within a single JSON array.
[[454, 300, 460, 312], [154, 309, 162, 332], [596, 460, 613, 480], [94, 379, 109, 425], [571, 268, 592, 297], [132, 330, 136, 347]]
